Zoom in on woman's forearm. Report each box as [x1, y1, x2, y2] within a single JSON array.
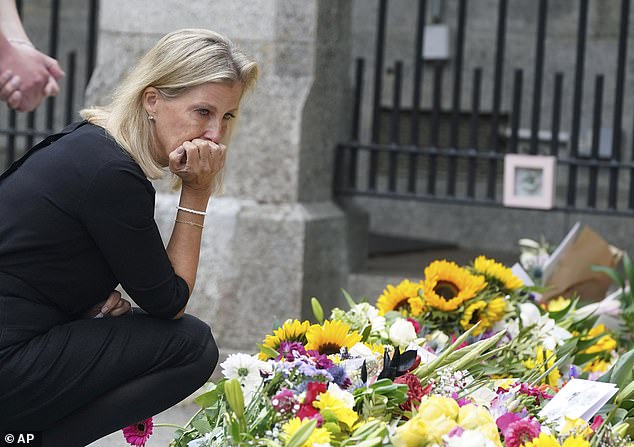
[[166, 187, 211, 318]]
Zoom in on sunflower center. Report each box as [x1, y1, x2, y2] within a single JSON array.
[[394, 299, 410, 311], [434, 280, 459, 300], [469, 309, 481, 324], [319, 343, 341, 356]]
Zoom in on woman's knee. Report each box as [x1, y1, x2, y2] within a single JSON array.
[[176, 314, 218, 378]]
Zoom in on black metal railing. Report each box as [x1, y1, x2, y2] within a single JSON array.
[[334, 0, 634, 215], [1, 0, 99, 171]]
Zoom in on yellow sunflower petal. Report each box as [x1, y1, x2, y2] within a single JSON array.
[[376, 279, 425, 316], [422, 260, 487, 312], [259, 319, 312, 359], [473, 256, 523, 291], [305, 320, 362, 355]]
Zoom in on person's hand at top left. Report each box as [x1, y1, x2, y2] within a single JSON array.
[[0, 39, 64, 112]]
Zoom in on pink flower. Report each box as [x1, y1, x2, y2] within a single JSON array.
[[271, 388, 299, 415], [502, 417, 541, 447], [122, 418, 153, 447], [590, 415, 604, 431], [496, 412, 521, 434]]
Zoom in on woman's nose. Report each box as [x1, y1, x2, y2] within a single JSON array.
[[203, 120, 225, 143]]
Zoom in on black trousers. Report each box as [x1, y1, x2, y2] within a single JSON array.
[[0, 305, 218, 447]]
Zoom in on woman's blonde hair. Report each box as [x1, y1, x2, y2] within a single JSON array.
[[80, 28, 259, 180]]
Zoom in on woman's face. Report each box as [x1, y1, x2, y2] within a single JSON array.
[[143, 81, 243, 166]]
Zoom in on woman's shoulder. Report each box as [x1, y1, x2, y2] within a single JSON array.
[[53, 122, 142, 172]]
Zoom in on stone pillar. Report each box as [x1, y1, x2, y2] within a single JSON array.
[[86, 1, 353, 352]]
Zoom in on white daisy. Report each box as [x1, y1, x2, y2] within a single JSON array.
[[220, 353, 267, 404]]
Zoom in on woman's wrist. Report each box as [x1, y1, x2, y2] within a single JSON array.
[[7, 38, 33, 48], [178, 186, 210, 214]]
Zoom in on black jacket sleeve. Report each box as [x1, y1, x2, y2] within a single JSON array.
[[78, 159, 189, 318]]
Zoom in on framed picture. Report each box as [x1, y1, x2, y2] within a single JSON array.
[[503, 154, 557, 209]]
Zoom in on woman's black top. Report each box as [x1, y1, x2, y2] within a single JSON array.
[[0, 122, 188, 347]]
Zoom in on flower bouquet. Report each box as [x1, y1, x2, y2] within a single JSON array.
[[124, 254, 634, 447]]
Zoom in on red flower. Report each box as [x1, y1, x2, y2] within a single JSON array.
[[296, 403, 324, 426], [295, 382, 328, 426], [122, 417, 153, 447], [304, 382, 327, 405], [394, 373, 427, 411]]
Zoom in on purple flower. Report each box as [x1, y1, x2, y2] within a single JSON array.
[[448, 426, 465, 438], [308, 350, 334, 369], [451, 392, 472, 407], [328, 365, 352, 389], [276, 341, 307, 361]]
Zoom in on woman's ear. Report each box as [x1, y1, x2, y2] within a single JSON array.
[[142, 87, 160, 116]]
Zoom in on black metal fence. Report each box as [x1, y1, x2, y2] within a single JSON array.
[[334, 0, 634, 215], [1, 0, 98, 171]]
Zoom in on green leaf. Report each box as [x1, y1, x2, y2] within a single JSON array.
[[194, 388, 220, 409], [285, 419, 318, 447], [191, 417, 212, 434], [547, 297, 578, 321], [258, 343, 279, 360], [360, 324, 372, 341], [599, 349, 634, 388], [623, 253, 634, 289], [616, 381, 634, 405], [311, 297, 324, 324], [341, 288, 357, 309]]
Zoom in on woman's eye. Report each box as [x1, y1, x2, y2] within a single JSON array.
[[223, 112, 236, 121], [197, 109, 210, 117]]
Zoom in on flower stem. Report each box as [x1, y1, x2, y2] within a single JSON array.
[[154, 423, 188, 431]]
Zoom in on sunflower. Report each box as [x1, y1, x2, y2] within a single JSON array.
[[460, 300, 488, 335], [460, 296, 507, 335], [472, 256, 523, 291], [259, 319, 311, 359], [376, 279, 425, 316], [421, 260, 487, 312], [305, 320, 362, 356], [485, 296, 508, 323]]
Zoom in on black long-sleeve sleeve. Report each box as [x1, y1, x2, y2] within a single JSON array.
[[0, 122, 189, 318]]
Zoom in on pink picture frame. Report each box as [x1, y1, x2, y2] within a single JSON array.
[[503, 154, 557, 209]]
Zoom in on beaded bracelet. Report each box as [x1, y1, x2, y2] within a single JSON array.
[[177, 206, 207, 216], [175, 219, 204, 229]]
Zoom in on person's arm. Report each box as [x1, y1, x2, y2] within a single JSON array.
[[0, 0, 64, 111], [166, 139, 227, 319], [0, 0, 29, 42], [79, 137, 226, 320]]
